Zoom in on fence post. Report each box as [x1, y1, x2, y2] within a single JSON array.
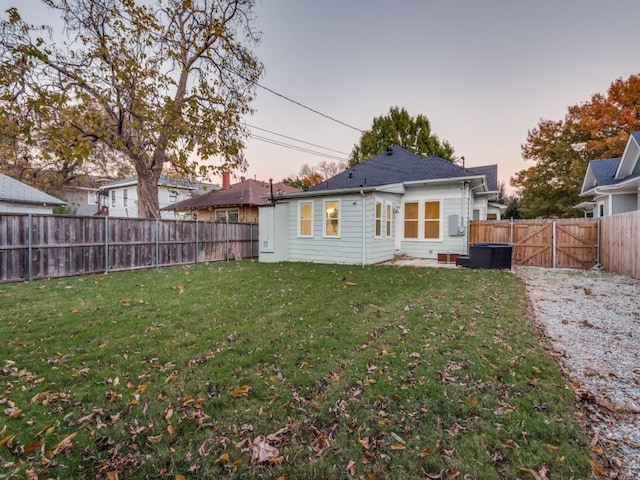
[[552, 220, 557, 269], [195, 218, 199, 264], [596, 218, 600, 266], [156, 219, 160, 269], [27, 213, 33, 281], [509, 217, 514, 246], [104, 216, 110, 273], [225, 219, 229, 261]]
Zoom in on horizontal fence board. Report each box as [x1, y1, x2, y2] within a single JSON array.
[[0, 214, 258, 283]]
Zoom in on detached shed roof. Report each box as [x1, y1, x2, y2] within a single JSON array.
[[162, 179, 300, 210], [0, 173, 65, 206], [308, 146, 497, 192]]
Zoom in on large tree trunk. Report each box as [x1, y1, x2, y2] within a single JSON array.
[[136, 169, 161, 218]]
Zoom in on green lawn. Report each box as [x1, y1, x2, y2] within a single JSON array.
[[0, 261, 597, 479]]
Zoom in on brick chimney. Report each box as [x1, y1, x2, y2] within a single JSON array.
[[222, 171, 231, 190]]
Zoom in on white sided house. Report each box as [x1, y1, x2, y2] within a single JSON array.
[[97, 176, 218, 218], [0, 173, 66, 214], [575, 131, 640, 217], [259, 146, 503, 265]]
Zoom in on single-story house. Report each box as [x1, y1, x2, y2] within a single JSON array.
[[97, 176, 218, 218], [0, 172, 66, 214], [575, 131, 640, 217], [258, 146, 503, 265], [162, 173, 300, 223]]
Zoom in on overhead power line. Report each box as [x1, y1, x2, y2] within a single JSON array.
[[250, 134, 348, 162], [248, 82, 364, 133], [246, 123, 350, 156]]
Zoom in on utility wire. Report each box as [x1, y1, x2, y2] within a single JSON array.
[[246, 123, 350, 155], [250, 134, 348, 162]]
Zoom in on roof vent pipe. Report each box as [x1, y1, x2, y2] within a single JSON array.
[[386, 146, 393, 155]]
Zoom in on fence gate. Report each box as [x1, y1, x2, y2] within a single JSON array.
[[469, 219, 598, 269]]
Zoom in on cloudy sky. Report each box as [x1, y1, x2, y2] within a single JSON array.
[[4, 1, 640, 191]]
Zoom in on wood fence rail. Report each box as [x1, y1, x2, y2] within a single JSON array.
[[0, 214, 258, 283]]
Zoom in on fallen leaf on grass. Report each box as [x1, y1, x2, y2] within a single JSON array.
[[106, 472, 119, 480], [346, 460, 357, 476], [51, 432, 77, 456], [0, 434, 15, 446], [249, 436, 279, 463], [517, 463, 549, 480], [418, 446, 431, 457], [590, 460, 607, 477], [232, 385, 251, 397]]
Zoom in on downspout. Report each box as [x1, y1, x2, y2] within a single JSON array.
[[361, 190, 366, 267]]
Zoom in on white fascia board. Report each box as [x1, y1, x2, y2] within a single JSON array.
[[403, 175, 486, 190]]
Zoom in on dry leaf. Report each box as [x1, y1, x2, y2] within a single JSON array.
[[250, 437, 279, 463], [232, 384, 251, 397], [106, 472, 119, 480], [52, 432, 77, 456], [346, 460, 357, 476], [590, 460, 607, 477], [418, 446, 431, 457], [391, 442, 406, 450]]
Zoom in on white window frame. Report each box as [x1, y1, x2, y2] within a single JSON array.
[[123, 189, 128, 207], [403, 201, 419, 239], [423, 200, 442, 241], [374, 199, 383, 238], [111, 190, 116, 207], [323, 199, 341, 238], [297, 200, 314, 237], [385, 203, 392, 238]]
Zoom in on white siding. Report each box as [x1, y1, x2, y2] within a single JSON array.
[[0, 202, 53, 214], [107, 185, 194, 218], [258, 203, 289, 262], [612, 194, 638, 214], [399, 185, 469, 259]]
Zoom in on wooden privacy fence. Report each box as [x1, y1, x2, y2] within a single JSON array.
[[599, 211, 640, 279], [469, 218, 598, 269], [0, 214, 258, 283]]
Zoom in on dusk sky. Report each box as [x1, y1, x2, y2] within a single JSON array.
[[4, 1, 640, 191]]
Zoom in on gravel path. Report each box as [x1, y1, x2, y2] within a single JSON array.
[[515, 267, 640, 479]]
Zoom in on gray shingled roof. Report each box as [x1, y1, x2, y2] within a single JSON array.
[[588, 158, 621, 187], [0, 173, 65, 206], [308, 146, 497, 192], [162, 179, 300, 211]]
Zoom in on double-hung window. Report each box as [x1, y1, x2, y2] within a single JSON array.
[[404, 202, 419, 238], [385, 203, 392, 237], [424, 201, 440, 239], [298, 201, 313, 237], [123, 189, 128, 207], [111, 190, 116, 207], [375, 201, 383, 238], [324, 200, 340, 237]]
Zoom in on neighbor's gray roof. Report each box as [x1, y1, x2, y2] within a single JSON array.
[[162, 179, 300, 211], [588, 157, 621, 187], [0, 173, 65, 206], [308, 146, 497, 192]]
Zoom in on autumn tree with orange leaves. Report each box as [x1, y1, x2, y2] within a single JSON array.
[[512, 74, 640, 218]]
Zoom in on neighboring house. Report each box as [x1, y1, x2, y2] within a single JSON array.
[[97, 176, 218, 218], [162, 173, 300, 223], [0, 173, 66, 214], [258, 146, 502, 265], [576, 131, 640, 217]]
